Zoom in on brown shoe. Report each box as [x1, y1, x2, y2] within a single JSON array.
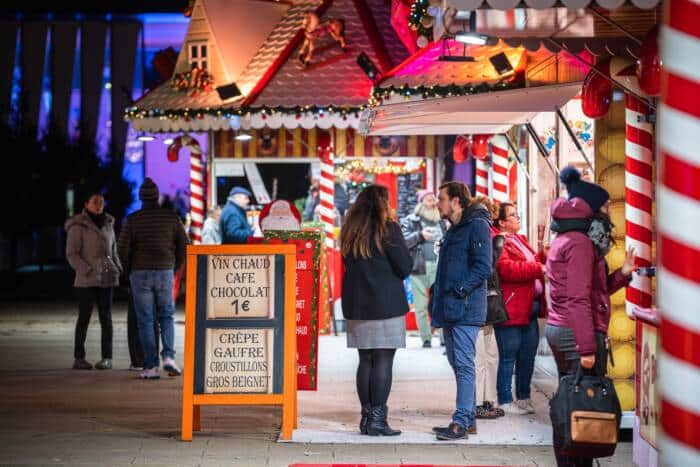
[[467, 425, 477, 435]]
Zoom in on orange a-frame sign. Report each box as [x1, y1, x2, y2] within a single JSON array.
[[181, 244, 297, 441]]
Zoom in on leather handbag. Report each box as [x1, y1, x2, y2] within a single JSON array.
[[550, 363, 622, 458]]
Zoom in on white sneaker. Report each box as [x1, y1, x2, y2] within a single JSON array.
[[516, 399, 535, 414], [140, 367, 160, 380], [499, 402, 528, 415], [163, 358, 181, 376]]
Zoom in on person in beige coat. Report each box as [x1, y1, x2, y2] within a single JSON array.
[[65, 192, 122, 370]]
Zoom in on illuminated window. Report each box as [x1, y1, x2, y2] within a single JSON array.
[[188, 41, 208, 69]]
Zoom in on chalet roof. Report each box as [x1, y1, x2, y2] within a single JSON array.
[[129, 0, 409, 132]]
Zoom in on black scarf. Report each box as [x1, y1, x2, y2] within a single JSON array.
[[550, 214, 613, 258], [87, 211, 107, 229], [550, 218, 591, 234]]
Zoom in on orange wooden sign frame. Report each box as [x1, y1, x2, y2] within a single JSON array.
[[181, 244, 297, 441]]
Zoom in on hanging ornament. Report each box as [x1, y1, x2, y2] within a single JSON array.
[[637, 25, 661, 97], [471, 134, 491, 160], [582, 58, 613, 119], [452, 136, 470, 164]]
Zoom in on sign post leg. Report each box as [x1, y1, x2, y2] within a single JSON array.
[[181, 397, 193, 441], [193, 405, 201, 432]]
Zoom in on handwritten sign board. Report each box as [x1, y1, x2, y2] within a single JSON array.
[[206, 255, 275, 319], [181, 245, 297, 441]]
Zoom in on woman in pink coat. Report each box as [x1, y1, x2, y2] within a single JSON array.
[[545, 167, 636, 466]]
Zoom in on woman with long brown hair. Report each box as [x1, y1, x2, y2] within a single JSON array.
[[341, 184, 412, 436]]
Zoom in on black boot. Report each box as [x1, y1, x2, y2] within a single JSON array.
[[367, 405, 401, 436], [359, 403, 371, 434]]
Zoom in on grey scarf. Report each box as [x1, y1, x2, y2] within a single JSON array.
[[587, 215, 613, 258]]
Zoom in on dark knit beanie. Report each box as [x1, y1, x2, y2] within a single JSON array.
[[139, 177, 159, 202], [560, 166, 609, 213]]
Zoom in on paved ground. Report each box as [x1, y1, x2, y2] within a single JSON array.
[[0, 300, 634, 466]]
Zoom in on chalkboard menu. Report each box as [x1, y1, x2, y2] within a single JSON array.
[[396, 172, 425, 220], [181, 244, 297, 441], [197, 254, 282, 394]]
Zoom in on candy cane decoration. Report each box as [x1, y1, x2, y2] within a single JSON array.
[[318, 136, 335, 249], [491, 134, 510, 202], [658, 3, 700, 465], [167, 135, 205, 244], [475, 159, 489, 197], [625, 94, 654, 317]]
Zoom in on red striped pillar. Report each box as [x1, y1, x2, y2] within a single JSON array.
[[491, 134, 510, 202], [167, 135, 205, 244], [658, 1, 700, 464], [625, 95, 654, 317], [318, 138, 335, 250], [186, 136, 205, 244], [475, 159, 489, 197]]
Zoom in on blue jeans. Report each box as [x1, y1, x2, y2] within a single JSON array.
[[495, 313, 539, 404], [443, 325, 480, 429], [130, 270, 176, 369]]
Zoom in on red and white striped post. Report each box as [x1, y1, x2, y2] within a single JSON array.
[[475, 159, 490, 197], [658, 2, 700, 464], [318, 142, 335, 250], [491, 134, 511, 202], [625, 95, 654, 318], [167, 135, 205, 244]]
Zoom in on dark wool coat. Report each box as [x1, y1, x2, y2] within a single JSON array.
[[341, 222, 412, 321]]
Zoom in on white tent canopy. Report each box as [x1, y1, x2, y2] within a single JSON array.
[[361, 82, 583, 136]]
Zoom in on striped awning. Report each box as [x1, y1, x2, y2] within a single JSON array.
[[446, 0, 659, 9], [213, 127, 442, 159]]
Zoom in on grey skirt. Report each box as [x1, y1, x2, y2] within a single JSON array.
[[346, 315, 406, 349]]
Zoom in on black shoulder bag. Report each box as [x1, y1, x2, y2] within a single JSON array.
[[485, 234, 509, 325], [549, 363, 622, 459]]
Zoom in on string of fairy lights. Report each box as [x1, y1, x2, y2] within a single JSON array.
[[408, 0, 432, 38], [125, 104, 366, 122], [369, 81, 519, 105], [126, 80, 519, 124], [334, 158, 427, 178]]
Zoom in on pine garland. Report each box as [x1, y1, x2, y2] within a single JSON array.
[[408, 0, 432, 39], [370, 80, 520, 105], [126, 104, 365, 122]]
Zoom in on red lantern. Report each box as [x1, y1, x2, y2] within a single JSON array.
[[167, 139, 181, 162], [581, 58, 613, 119], [472, 134, 490, 160], [452, 136, 470, 164], [637, 26, 661, 97]]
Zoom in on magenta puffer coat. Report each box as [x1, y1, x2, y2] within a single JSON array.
[[545, 197, 630, 356]]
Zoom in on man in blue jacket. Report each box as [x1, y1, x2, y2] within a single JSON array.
[[220, 186, 254, 244], [430, 181, 493, 440]]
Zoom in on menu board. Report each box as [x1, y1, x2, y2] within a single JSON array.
[[397, 172, 424, 219], [192, 253, 285, 395]]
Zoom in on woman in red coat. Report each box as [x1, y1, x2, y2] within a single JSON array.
[[494, 202, 545, 415]]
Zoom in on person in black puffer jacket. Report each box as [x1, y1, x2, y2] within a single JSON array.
[[118, 178, 188, 380]]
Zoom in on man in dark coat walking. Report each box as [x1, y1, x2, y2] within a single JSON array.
[[430, 182, 493, 440], [118, 178, 188, 379], [220, 186, 254, 244]]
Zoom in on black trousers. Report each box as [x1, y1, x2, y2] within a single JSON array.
[[546, 325, 608, 467], [74, 287, 113, 360], [126, 288, 159, 367]]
